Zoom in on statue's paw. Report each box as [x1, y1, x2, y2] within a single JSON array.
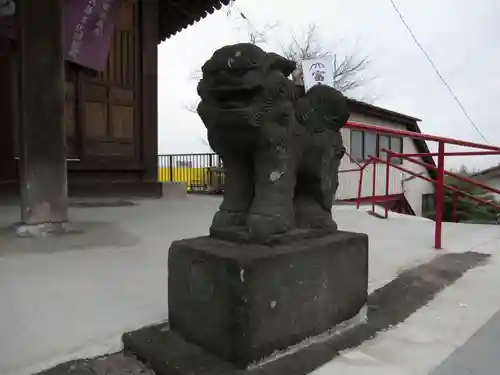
[[294, 201, 338, 230], [296, 215, 338, 230], [210, 210, 247, 233], [246, 213, 292, 240]]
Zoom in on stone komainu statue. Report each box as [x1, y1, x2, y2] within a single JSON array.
[[197, 43, 349, 241]]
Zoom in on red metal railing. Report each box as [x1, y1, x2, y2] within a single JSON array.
[[344, 121, 500, 250]]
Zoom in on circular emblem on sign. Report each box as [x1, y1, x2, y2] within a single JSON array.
[[188, 260, 214, 302]]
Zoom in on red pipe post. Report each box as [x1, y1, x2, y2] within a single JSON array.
[[434, 142, 445, 250], [357, 157, 376, 209], [375, 156, 500, 210], [396, 154, 500, 198], [385, 154, 391, 218], [356, 167, 363, 209], [452, 193, 459, 222], [390, 150, 500, 158], [372, 158, 377, 212], [355, 195, 401, 203], [352, 152, 500, 238]]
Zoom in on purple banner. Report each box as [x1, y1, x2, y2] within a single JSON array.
[[0, 0, 15, 41], [0, 15, 14, 41], [0, 0, 122, 71], [63, 0, 122, 71]]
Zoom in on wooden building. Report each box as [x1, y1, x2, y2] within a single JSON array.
[[0, 0, 230, 227]]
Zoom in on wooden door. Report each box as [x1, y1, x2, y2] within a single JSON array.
[[65, 63, 79, 159], [81, 0, 139, 163]]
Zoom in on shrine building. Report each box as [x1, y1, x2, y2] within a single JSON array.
[[0, 0, 231, 229]]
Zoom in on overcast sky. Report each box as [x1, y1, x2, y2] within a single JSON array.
[[157, 0, 500, 170]]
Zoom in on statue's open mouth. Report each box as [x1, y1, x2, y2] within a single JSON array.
[[210, 85, 263, 108]]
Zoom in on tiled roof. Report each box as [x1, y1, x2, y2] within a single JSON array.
[[158, 0, 231, 42]]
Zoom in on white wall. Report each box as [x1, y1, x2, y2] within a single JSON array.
[[479, 174, 500, 201], [336, 112, 435, 216]]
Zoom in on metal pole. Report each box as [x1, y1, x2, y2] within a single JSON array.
[[371, 155, 500, 211], [372, 159, 377, 213], [399, 155, 500, 197], [452, 193, 459, 222], [356, 168, 364, 209], [158, 156, 162, 180], [385, 154, 391, 218], [169, 155, 174, 182], [389, 150, 500, 158], [435, 142, 445, 250]]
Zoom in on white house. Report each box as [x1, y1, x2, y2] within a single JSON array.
[[338, 99, 436, 217], [473, 164, 500, 201]]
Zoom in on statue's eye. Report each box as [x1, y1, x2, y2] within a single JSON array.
[[325, 116, 338, 122]]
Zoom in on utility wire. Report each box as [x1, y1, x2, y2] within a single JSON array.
[[388, 0, 490, 144]]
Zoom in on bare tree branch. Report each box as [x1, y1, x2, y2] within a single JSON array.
[[189, 69, 202, 82], [226, 2, 279, 46], [184, 102, 199, 114], [198, 135, 213, 152], [281, 24, 373, 96], [281, 24, 329, 62], [184, 19, 376, 117], [246, 21, 279, 45]]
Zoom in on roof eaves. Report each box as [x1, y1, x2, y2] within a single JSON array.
[[158, 0, 231, 42], [347, 99, 436, 180], [346, 98, 422, 124], [473, 164, 500, 177]]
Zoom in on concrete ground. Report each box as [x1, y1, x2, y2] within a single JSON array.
[[312, 212, 500, 374], [430, 309, 500, 375], [1, 196, 500, 375]]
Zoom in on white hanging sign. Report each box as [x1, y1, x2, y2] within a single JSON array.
[[302, 55, 334, 92]]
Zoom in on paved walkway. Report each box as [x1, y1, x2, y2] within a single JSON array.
[[2, 198, 500, 375], [38, 352, 154, 375], [430, 308, 500, 375], [311, 229, 500, 375], [37, 251, 493, 375]]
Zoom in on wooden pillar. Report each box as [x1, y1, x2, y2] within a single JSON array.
[[0, 43, 16, 182], [141, 0, 159, 182], [17, 0, 68, 225]]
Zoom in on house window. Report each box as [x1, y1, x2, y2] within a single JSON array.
[[378, 135, 390, 160], [364, 132, 378, 160], [389, 136, 403, 164], [350, 130, 404, 164], [422, 193, 435, 214], [351, 130, 364, 160]]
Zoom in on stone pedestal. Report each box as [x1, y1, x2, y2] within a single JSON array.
[[168, 231, 368, 368]]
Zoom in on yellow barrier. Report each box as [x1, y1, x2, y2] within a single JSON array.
[[158, 167, 210, 191]]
